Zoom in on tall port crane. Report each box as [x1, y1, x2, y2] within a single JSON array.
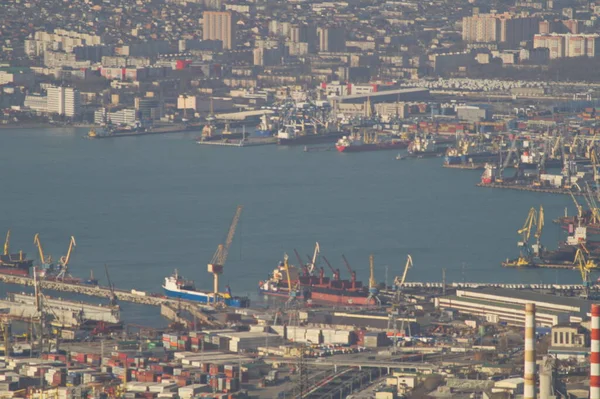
[[367, 254, 380, 305], [517, 207, 537, 256], [393, 255, 413, 304], [307, 242, 320, 275], [533, 206, 544, 256], [33, 234, 53, 268], [341, 254, 357, 289], [283, 253, 298, 307], [56, 236, 76, 280], [574, 248, 597, 298], [294, 249, 307, 275], [3, 230, 9, 256], [105, 264, 117, 306], [568, 190, 584, 219], [321, 256, 340, 281], [208, 206, 243, 298]]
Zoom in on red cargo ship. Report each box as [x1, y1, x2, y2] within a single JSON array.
[[335, 134, 409, 153], [0, 231, 33, 276], [259, 254, 379, 306]]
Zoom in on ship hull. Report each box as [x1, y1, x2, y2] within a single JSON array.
[[259, 287, 377, 306], [0, 268, 29, 276], [164, 287, 249, 308], [336, 142, 409, 153], [278, 132, 345, 145], [445, 152, 497, 165]]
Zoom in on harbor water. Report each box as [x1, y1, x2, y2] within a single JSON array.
[[0, 128, 582, 324]]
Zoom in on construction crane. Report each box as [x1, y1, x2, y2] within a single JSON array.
[[341, 254, 357, 289], [367, 254, 380, 305], [56, 236, 76, 280], [208, 206, 243, 298], [321, 256, 340, 281], [33, 233, 53, 268], [105, 264, 117, 307], [574, 248, 597, 298]]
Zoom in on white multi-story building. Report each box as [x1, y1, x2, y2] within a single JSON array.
[[47, 86, 81, 117], [24, 94, 48, 113], [94, 108, 137, 126]]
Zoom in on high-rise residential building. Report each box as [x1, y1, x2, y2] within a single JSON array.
[[203, 11, 236, 50], [46, 86, 81, 117], [462, 12, 539, 46], [533, 33, 600, 58], [317, 26, 346, 52]]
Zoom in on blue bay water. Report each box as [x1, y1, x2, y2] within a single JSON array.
[[0, 128, 582, 324]]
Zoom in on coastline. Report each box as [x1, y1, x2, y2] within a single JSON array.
[[0, 123, 95, 130]]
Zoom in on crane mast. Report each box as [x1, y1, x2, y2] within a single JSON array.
[[208, 206, 243, 298], [574, 248, 597, 298]]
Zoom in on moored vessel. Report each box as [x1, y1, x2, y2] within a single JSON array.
[[335, 132, 409, 153], [163, 270, 250, 308]]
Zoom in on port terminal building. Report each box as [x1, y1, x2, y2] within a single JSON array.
[[435, 288, 592, 327]]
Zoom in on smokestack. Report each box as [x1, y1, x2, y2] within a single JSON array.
[[524, 303, 536, 399], [591, 304, 600, 399]]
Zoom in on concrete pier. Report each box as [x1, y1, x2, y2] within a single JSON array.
[[0, 293, 120, 327]]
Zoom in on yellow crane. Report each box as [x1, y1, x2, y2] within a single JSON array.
[[569, 190, 584, 219], [574, 247, 597, 298], [592, 148, 599, 184], [517, 207, 537, 248], [208, 206, 243, 299], [367, 254, 381, 305], [33, 234, 52, 266], [283, 253, 298, 307], [56, 236, 76, 280], [533, 206, 544, 255], [3, 230, 9, 256]]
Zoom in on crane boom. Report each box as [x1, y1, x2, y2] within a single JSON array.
[[33, 234, 50, 265], [307, 242, 320, 274], [3, 230, 9, 256], [369, 254, 376, 290], [321, 256, 335, 274], [394, 255, 413, 289], [105, 264, 117, 306], [535, 206, 544, 246], [518, 207, 537, 245], [341, 254, 353, 275], [208, 205, 243, 297], [210, 206, 243, 266], [569, 190, 583, 218], [60, 236, 76, 267]]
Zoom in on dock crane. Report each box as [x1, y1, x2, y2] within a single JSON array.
[[3, 230, 9, 256], [517, 207, 537, 255], [307, 243, 320, 275], [56, 236, 76, 281], [283, 253, 298, 307], [393, 255, 413, 304], [533, 206, 544, 256], [574, 248, 597, 298], [294, 249, 308, 276], [496, 137, 519, 183], [367, 254, 380, 305], [208, 206, 243, 298], [341, 254, 357, 289], [33, 234, 53, 269], [321, 256, 340, 281], [568, 190, 584, 219], [105, 264, 117, 307]]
